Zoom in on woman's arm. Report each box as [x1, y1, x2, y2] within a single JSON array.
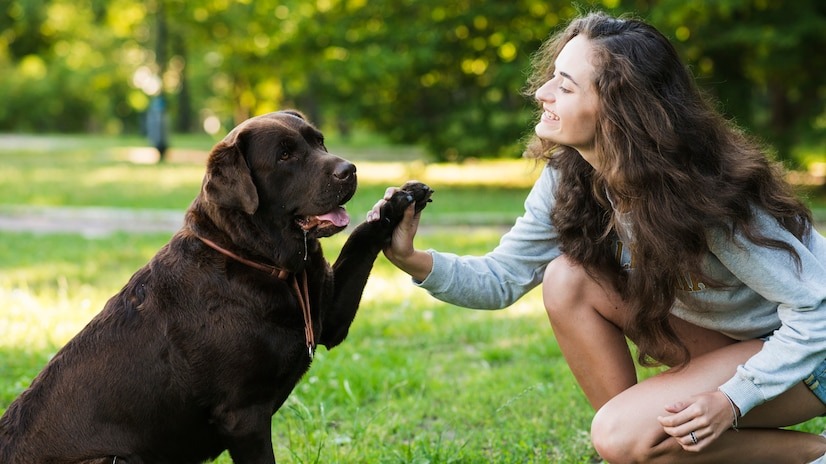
[[410, 165, 563, 309], [708, 211, 826, 416]]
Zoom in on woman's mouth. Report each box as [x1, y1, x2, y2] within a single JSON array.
[[542, 110, 560, 122]]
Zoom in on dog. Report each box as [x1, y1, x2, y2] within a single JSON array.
[[0, 110, 433, 463]]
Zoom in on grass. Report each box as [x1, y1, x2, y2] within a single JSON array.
[[0, 133, 825, 462], [0, 134, 595, 462], [0, 229, 600, 463]]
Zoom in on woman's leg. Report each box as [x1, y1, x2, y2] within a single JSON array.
[[591, 340, 826, 463], [542, 256, 635, 409], [541, 256, 826, 463], [542, 255, 735, 409]]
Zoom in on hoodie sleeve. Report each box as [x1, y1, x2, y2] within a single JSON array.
[[712, 210, 826, 416], [416, 164, 562, 309]]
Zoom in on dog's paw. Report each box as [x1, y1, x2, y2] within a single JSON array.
[[379, 181, 433, 226], [399, 181, 434, 215]]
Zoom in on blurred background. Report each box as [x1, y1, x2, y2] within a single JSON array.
[[1, 4, 825, 460], [1, 0, 824, 166]]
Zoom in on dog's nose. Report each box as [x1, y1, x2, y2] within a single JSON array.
[[333, 161, 356, 181]]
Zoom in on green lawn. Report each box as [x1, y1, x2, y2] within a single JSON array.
[[0, 229, 602, 463], [1, 135, 598, 462], [1, 134, 824, 462]]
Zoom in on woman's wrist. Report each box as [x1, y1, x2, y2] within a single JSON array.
[[717, 389, 740, 430], [388, 249, 433, 282]]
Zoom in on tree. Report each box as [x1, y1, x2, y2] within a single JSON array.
[[0, 0, 822, 164], [643, 0, 826, 162], [290, 0, 575, 161]]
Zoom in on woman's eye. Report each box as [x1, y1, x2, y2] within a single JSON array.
[[549, 72, 572, 93]]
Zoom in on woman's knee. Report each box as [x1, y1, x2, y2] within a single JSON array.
[[591, 404, 636, 463], [543, 255, 629, 330], [591, 402, 671, 464], [542, 255, 588, 315]]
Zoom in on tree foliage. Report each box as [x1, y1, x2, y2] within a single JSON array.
[[1, 0, 823, 162], [642, 0, 826, 158]]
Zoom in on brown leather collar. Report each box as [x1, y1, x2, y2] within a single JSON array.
[[198, 236, 290, 280], [196, 235, 316, 358]]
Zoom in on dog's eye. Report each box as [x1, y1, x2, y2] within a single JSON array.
[[277, 141, 295, 161]]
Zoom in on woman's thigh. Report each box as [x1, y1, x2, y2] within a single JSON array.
[[593, 339, 826, 449], [544, 256, 736, 362], [666, 315, 737, 361]]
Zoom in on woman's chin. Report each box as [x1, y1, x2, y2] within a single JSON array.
[[534, 124, 560, 142]]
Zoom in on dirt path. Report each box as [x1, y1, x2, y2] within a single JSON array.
[[0, 206, 183, 236], [0, 206, 822, 237]]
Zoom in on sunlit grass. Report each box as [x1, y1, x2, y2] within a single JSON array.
[[0, 233, 172, 351], [0, 281, 98, 351], [356, 158, 542, 189], [3, 231, 826, 462], [0, 229, 604, 463]]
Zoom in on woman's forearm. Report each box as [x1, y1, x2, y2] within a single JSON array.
[[385, 248, 433, 283]]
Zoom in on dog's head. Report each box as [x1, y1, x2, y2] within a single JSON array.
[[202, 110, 356, 239]]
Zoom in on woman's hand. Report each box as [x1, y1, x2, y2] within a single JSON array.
[[367, 187, 419, 259], [367, 186, 433, 281], [657, 390, 738, 452]]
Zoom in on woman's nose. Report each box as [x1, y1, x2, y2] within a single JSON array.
[[535, 79, 555, 102]]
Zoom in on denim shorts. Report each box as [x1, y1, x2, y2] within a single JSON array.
[[804, 358, 826, 405]]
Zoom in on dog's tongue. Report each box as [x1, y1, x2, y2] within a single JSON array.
[[317, 207, 349, 227]]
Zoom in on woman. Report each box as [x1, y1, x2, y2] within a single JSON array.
[[368, 11, 826, 463]]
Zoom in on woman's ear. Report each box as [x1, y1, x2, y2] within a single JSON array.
[[202, 137, 259, 215]]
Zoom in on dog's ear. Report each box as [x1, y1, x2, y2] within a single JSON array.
[[202, 138, 259, 215]]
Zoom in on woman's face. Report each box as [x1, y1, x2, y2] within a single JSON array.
[[534, 35, 600, 167]]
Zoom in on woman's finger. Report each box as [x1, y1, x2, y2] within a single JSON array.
[[366, 187, 403, 223], [383, 187, 397, 200]]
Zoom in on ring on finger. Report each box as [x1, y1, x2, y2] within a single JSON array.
[[689, 431, 698, 445]]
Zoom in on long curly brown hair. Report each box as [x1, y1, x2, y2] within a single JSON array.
[[524, 12, 813, 367]]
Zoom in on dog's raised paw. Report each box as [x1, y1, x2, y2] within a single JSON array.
[[398, 181, 433, 214], [380, 181, 433, 226]]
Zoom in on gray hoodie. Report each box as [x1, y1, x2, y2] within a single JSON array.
[[416, 165, 826, 416]]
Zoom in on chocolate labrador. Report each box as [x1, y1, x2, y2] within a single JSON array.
[[0, 110, 432, 463]]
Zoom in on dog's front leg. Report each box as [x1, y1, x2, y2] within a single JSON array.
[[219, 406, 278, 464], [319, 182, 432, 348], [226, 433, 276, 464]]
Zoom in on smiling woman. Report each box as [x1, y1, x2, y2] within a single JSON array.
[[372, 11, 826, 464], [533, 35, 600, 165]]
